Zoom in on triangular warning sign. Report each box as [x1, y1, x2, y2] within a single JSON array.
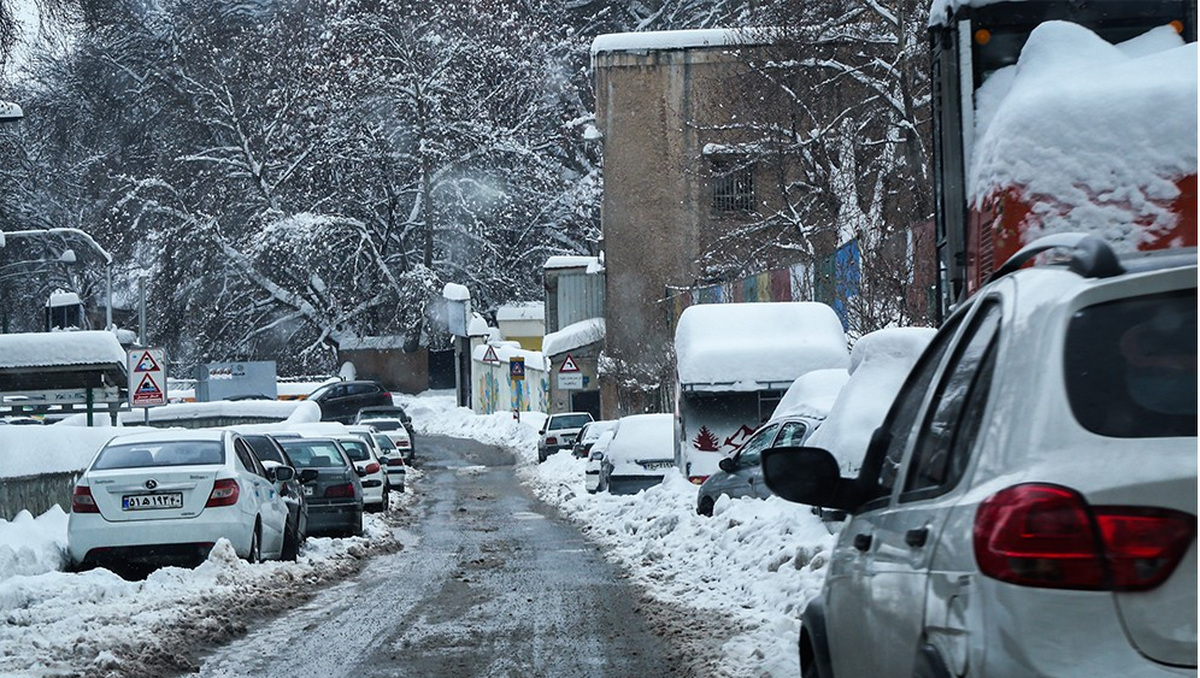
[[136, 374, 163, 395], [482, 345, 500, 363], [134, 351, 160, 373], [559, 353, 581, 373]]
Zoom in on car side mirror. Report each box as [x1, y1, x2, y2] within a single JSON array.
[[298, 469, 319, 484], [718, 457, 736, 473], [761, 446, 859, 511], [274, 466, 295, 482]]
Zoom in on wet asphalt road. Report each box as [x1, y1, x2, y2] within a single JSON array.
[[196, 435, 683, 678]]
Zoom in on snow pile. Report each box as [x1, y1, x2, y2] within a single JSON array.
[[806, 327, 936, 473], [541, 317, 604, 357], [675, 302, 850, 388], [771, 368, 850, 421], [441, 282, 470, 301], [970, 22, 1196, 246], [0, 507, 68, 577], [394, 391, 543, 463], [523, 454, 833, 678]]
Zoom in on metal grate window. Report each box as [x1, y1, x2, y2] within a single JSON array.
[[711, 163, 755, 213]]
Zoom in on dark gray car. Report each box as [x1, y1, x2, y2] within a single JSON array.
[[244, 434, 308, 560], [277, 437, 364, 537], [307, 381, 392, 424], [696, 416, 820, 516]]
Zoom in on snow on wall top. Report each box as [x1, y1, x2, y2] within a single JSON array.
[[674, 302, 849, 388], [591, 27, 774, 56], [542, 318, 605, 358], [496, 302, 544, 322], [442, 283, 470, 301], [47, 291, 81, 307], [969, 22, 1196, 246], [468, 313, 491, 337], [0, 331, 126, 369], [544, 255, 599, 270]]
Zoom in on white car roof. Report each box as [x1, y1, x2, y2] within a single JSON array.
[[108, 429, 227, 445]]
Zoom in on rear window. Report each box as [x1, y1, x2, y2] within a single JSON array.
[[339, 439, 370, 461], [1065, 289, 1196, 438], [362, 419, 401, 431], [243, 436, 285, 464], [94, 441, 224, 469], [549, 414, 591, 430], [374, 434, 396, 450], [278, 441, 348, 468]]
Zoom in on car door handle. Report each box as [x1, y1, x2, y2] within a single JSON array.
[[905, 527, 929, 547], [853, 533, 872, 552]]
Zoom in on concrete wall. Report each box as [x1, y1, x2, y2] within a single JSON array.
[[0, 472, 76, 521], [471, 350, 550, 416]]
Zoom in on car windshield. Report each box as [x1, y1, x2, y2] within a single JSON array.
[[93, 441, 224, 469], [339, 439, 371, 462], [361, 419, 401, 431], [278, 441, 348, 468], [549, 414, 591, 430]]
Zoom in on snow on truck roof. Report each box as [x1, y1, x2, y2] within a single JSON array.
[[969, 21, 1195, 245], [674, 302, 849, 390]]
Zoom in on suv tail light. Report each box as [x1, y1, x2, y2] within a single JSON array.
[[72, 486, 99, 513], [206, 479, 240, 507], [974, 484, 1195, 591], [325, 482, 356, 498]]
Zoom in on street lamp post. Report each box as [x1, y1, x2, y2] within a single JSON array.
[[0, 228, 114, 330]]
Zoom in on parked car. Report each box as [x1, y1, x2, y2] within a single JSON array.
[[584, 429, 616, 494], [370, 432, 407, 492], [357, 416, 415, 463], [276, 437, 364, 538], [598, 413, 675, 495], [762, 236, 1197, 678], [305, 380, 392, 424], [67, 430, 292, 571], [696, 415, 821, 516], [573, 420, 617, 459], [537, 411, 594, 462], [315, 434, 388, 512], [355, 405, 414, 440], [242, 433, 308, 560]]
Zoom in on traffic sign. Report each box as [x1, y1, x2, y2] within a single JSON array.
[[482, 345, 500, 364], [510, 356, 525, 381], [559, 353, 581, 373], [127, 347, 167, 408]]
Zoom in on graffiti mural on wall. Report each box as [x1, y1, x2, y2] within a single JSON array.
[[480, 370, 501, 415]]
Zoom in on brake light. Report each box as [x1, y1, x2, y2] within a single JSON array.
[[72, 486, 99, 513], [386, 458, 405, 467], [546, 437, 558, 446], [974, 484, 1195, 591], [364, 462, 381, 474], [688, 476, 709, 485], [206, 479, 240, 507], [325, 482, 356, 498], [396, 440, 411, 449]]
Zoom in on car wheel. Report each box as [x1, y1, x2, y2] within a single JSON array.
[[281, 519, 300, 561], [245, 523, 262, 563], [353, 514, 364, 538], [380, 488, 390, 512], [698, 496, 715, 517], [802, 660, 820, 678]]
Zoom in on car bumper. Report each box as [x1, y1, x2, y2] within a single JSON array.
[[67, 509, 252, 566], [385, 468, 406, 490], [606, 475, 665, 495], [305, 500, 362, 535]]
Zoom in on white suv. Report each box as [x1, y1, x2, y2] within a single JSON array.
[[763, 235, 1196, 678], [537, 412, 594, 463]]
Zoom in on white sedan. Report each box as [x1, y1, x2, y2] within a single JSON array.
[[67, 429, 292, 571]]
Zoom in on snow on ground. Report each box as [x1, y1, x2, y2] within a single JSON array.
[[400, 391, 835, 678]]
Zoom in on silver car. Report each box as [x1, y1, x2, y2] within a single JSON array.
[[695, 416, 821, 516]]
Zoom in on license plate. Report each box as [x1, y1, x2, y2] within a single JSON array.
[[122, 493, 183, 510], [640, 461, 674, 471], [303, 485, 314, 496]]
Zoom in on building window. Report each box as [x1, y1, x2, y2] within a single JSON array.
[[711, 163, 755, 213]]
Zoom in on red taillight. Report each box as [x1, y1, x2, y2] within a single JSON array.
[[325, 482, 356, 498], [546, 437, 558, 446], [688, 476, 709, 486], [974, 484, 1195, 591], [386, 457, 405, 467], [396, 440, 411, 449], [364, 462, 381, 475], [206, 479, 240, 507], [72, 486, 99, 513]]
